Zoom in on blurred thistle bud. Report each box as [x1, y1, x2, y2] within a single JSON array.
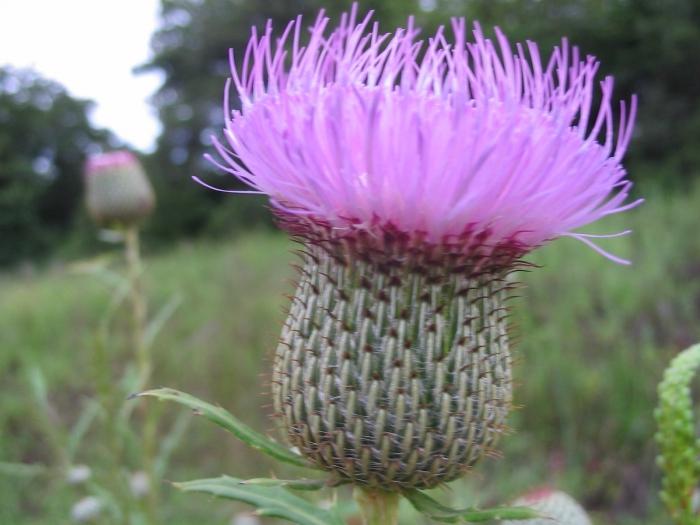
[[84, 150, 155, 227], [66, 464, 91, 485], [502, 488, 591, 525], [129, 470, 150, 498], [70, 496, 103, 523], [207, 5, 639, 491]]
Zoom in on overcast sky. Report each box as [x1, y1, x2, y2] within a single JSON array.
[[0, 0, 163, 152]]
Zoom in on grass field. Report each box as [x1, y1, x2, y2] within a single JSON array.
[[2, 182, 699, 524]]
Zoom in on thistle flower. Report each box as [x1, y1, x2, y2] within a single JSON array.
[[84, 151, 155, 226], [207, 6, 639, 491]]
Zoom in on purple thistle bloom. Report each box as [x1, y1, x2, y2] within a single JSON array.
[[204, 6, 642, 491], [207, 5, 639, 265]]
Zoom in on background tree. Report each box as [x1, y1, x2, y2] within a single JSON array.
[[0, 67, 115, 265]]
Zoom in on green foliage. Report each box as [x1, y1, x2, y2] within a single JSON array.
[[403, 489, 539, 523], [0, 231, 193, 525], [655, 343, 700, 524], [473, 181, 699, 519], [138, 388, 313, 469], [0, 67, 115, 265], [175, 476, 345, 525], [140, 387, 534, 524], [3, 182, 700, 523], [238, 478, 336, 490]]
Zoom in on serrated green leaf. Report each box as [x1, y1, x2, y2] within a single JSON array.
[[175, 476, 344, 525], [403, 489, 539, 523], [240, 477, 344, 491], [98, 279, 131, 332], [137, 388, 312, 469]]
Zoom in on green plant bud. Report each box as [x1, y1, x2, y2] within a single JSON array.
[[655, 343, 700, 524], [84, 151, 155, 226]]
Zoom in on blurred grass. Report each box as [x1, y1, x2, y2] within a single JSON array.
[[1, 183, 699, 524]]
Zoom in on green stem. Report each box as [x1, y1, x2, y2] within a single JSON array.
[[124, 227, 149, 388], [354, 488, 400, 525], [94, 331, 132, 525], [124, 226, 161, 525]]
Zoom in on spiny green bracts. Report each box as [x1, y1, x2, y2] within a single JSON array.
[[655, 343, 700, 524], [272, 231, 516, 490], [501, 489, 591, 524]]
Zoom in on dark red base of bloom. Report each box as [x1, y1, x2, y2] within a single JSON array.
[[276, 210, 534, 277]]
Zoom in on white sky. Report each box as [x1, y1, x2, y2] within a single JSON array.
[[0, 0, 163, 152]]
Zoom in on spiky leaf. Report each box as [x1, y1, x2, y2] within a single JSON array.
[[175, 476, 344, 525], [240, 478, 345, 490], [404, 489, 539, 523], [137, 388, 312, 469]]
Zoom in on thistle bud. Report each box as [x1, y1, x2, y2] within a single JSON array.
[[502, 489, 592, 525], [84, 151, 155, 226]]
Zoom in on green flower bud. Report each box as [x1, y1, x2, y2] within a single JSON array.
[[84, 151, 155, 226]]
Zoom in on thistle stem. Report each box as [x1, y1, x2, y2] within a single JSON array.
[[94, 331, 132, 525], [124, 226, 161, 525], [354, 488, 400, 525], [124, 227, 149, 388]]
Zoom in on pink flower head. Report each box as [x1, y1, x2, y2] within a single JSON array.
[[85, 151, 139, 177], [206, 5, 640, 264]]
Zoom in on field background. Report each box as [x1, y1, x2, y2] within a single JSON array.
[[2, 0, 700, 523], [2, 180, 699, 524]]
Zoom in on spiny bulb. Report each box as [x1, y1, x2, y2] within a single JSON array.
[[84, 151, 155, 227], [502, 488, 592, 525], [207, 4, 639, 490]]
